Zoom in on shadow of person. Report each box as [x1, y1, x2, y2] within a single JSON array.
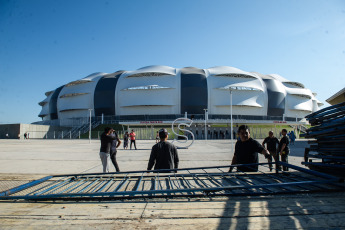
[[266, 192, 345, 229], [217, 197, 251, 230], [217, 192, 345, 230]]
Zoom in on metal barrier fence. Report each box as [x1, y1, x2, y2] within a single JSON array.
[[25, 125, 298, 140], [26, 129, 158, 140], [1, 162, 344, 201]]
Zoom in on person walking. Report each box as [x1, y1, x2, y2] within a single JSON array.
[[110, 129, 121, 172], [147, 128, 179, 172], [129, 130, 137, 150], [262, 131, 279, 171], [123, 131, 129, 150], [229, 125, 270, 172], [278, 129, 290, 171], [99, 127, 117, 173]]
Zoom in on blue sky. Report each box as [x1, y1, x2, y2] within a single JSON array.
[[0, 0, 344, 124]]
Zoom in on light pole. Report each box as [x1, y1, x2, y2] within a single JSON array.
[[89, 109, 93, 143], [229, 88, 234, 155], [203, 109, 208, 142]]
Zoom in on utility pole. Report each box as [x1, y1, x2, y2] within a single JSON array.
[[89, 109, 93, 144], [203, 109, 208, 142], [229, 89, 234, 155]]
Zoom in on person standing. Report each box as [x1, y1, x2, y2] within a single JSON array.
[[129, 130, 137, 150], [123, 131, 129, 150], [278, 129, 290, 171], [110, 129, 121, 172], [289, 131, 296, 145], [99, 127, 117, 173], [147, 128, 179, 172], [262, 131, 279, 171], [229, 125, 270, 172], [155, 131, 159, 143]]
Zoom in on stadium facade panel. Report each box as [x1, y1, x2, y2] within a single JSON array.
[[38, 65, 323, 123]]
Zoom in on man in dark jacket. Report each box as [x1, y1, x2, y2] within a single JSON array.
[[100, 127, 117, 173], [147, 128, 179, 172], [229, 125, 270, 172], [278, 129, 290, 171], [262, 131, 279, 171]]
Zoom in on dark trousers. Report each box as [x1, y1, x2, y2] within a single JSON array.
[[130, 140, 137, 150], [281, 153, 289, 171], [268, 149, 279, 170], [110, 150, 120, 172]]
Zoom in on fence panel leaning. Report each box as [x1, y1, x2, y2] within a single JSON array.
[[301, 101, 345, 176]]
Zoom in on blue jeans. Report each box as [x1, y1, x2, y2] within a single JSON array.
[[99, 152, 110, 173]]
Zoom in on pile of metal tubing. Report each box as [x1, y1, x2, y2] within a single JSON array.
[[301, 101, 345, 176]]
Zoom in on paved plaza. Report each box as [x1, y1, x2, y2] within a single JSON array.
[[0, 139, 345, 229], [0, 139, 308, 176]]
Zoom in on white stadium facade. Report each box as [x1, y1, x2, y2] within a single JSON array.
[[38, 65, 323, 127]]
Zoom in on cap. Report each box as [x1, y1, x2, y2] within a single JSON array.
[[159, 128, 168, 138]]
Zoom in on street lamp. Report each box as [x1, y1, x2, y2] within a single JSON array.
[[229, 88, 234, 155], [203, 109, 208, 142], [221, 85, 236, 155], [88, 109, 93, 143]]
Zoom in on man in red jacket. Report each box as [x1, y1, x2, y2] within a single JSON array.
[[129, 130, 137, 150]]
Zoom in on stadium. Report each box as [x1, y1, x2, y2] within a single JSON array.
[[38, 65, 322, 126]]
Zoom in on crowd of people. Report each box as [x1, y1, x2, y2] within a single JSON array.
[[228, 125, 292, 172], [98, 125, 293, 173]]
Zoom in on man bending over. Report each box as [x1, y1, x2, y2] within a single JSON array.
[[229, 125, 270, 172]]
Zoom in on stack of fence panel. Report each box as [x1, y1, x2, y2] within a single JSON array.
[[301, 101, 345, 176]]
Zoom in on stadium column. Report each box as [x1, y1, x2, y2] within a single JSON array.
[[49, 85, 64, 120], [263, 79, 286, 117], [180, 67, 208, 116], [94, 71, 124, 117]]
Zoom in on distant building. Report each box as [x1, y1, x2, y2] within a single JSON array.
[[326, 87, 345, 105], [37, 65, 323, 126]]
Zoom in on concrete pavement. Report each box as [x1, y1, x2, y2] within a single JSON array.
[[1, 139, 345, 230], [0, 138, 308, 176]]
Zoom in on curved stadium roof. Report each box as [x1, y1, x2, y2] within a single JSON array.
[[38, 65, 322, 123]]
